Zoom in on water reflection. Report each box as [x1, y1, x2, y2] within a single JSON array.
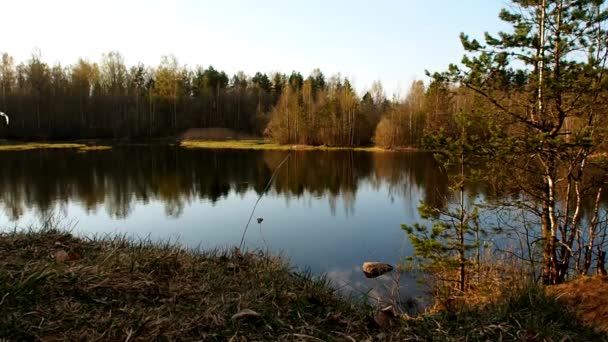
[[0, 147, 448, 221], [0, 147, 452, 303]]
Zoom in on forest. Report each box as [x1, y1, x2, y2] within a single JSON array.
[[0, 50, 508, 146]]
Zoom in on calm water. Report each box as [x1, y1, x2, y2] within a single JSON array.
[[0, 146, 452, 303]]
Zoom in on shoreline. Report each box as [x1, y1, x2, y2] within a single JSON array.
[[181, 140, 421, 152], [0, 142, 112, 152], [0, 229, 602, 340], [0, 139, 424, 153], [0, 229, 382, 340]]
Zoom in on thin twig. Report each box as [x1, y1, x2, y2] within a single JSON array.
[[239, 151, 291, 249], [0, 292, 9, 306]]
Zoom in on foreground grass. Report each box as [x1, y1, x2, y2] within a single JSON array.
[[0, 229, 604, 341], [180, 140, 404, 152], [0, 229, 375, 341], [0, 142, 112, 152]]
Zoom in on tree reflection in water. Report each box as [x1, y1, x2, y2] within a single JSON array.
[[0, 147, 450, 222]]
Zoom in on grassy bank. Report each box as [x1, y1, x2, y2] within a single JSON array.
[[0, 229, 604, 341], [0, 142, 112, 152], [180, 140, 410, 152], [0, 139, 414, 153]]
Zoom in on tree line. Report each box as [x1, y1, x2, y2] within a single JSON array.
[[0, 50, 504, 146], [0, 52, 273, 139]]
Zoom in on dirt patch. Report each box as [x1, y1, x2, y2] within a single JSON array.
[[548, 275, 608, 333], [179, 128, 256, 141]]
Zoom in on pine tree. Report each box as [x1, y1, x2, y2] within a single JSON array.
[[437, 0, 608, 284], [403, 112, 486, 293]]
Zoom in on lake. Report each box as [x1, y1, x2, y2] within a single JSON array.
[[0, 146, 453, 306]]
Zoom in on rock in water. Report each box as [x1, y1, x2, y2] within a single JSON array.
[[362, 262, 394, 278]]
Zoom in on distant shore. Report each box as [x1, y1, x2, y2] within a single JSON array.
[[0, 139, 422, 153], [0, 142, 112, 152], [180, 139, 419, 152]]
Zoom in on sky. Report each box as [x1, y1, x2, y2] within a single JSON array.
[[3, 0, 509, 96]]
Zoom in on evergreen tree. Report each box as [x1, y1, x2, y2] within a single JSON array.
[[403, 112, 486, 293], [436, 0, 608, 284]]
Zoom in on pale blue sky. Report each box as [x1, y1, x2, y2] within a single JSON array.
[[4, 0, 508, 95]]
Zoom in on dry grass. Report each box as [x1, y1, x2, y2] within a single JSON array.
[[180, 140, 405, 152], [77, 145, 112, 152], [421, 284, 608, 341], [401, 248, 534, 314], [0, 229, 604, 341], [0, 143, 112, 152], [423, 264, 530, 314], [0, 229, 376, 341], [548, 275, 608, 333], [179, 128, 256, 141], [0, 143, 87, 151], [398, 252, 607, 341]]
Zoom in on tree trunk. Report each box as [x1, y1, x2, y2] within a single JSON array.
[[458, 147, 466, 292], [583, 187, 603, 274], [597, 250, 607, 276], [547, 170, 560, 284], [541, 196, 552, 284]]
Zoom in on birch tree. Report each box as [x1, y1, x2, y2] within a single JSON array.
[[440, 0, 608, 284]]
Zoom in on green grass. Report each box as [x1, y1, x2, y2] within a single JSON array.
[[0, 229, 604, 341], [180, 139, 406, 152]]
